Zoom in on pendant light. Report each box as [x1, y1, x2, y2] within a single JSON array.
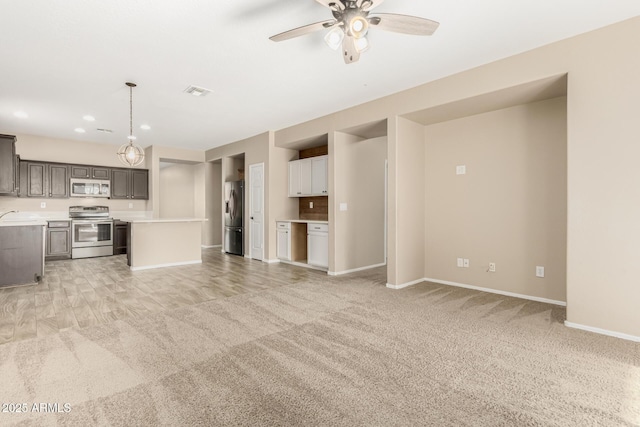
[[117, 82, 145, 167]]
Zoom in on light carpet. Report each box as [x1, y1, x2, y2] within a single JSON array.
[[0, 268, 638, 426]]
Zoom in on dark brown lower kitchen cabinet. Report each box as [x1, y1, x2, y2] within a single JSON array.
[[113, 221, 128, 255], [20, 161, 69, 198], [46, 220, 71, 260], [0, 134, 18, 195], [111, 168, 149, 200]]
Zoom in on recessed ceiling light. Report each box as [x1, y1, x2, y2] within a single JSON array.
[[140, 124, 151, 130], [83, 115, 95, 122], [184, 85, 212, 97], [14, 111, 28, 119], [74, 128, 86, 133]]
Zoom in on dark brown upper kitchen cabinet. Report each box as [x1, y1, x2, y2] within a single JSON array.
[[70, 165, 110, 180], [131, 169, 149, 199], [111, 168, 148, 200], [20, 161, 69, 198], [0, 134, 18, 195], [110, 168, 130, 199]]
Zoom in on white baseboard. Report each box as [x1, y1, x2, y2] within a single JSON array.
[[130, 260, 202, 272], [564, 321, 640, 343], [279, 259, 328, 273], [263, 259, 280, 264], [423, 278, 567, 306], [386, 278, 426, 290], [202, 245, 221, 249], [329, 262, 386, 276], [387, 277, 566, 307]]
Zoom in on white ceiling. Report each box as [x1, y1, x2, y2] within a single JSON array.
[[1, 1, 639, 151]]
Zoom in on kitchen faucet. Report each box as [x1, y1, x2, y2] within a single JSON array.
[[0, 210, 19, 219]]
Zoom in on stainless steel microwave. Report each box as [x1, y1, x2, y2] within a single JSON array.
[[69, 178, 111, 198]]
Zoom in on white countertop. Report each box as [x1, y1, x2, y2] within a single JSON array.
[[277, 219, 329, 224], [119, 218, 208, 224], [0, 219, 48, 227]]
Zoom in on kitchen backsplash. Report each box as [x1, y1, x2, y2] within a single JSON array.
[[299, 196, 328, 221]]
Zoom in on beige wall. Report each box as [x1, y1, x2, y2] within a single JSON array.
[[424, 97, 567, 302], [206, 132, 268, 257], [205, 131, 298, 260], [147, 145, 205, 218], [267, 142, 298, 262], [159, 164, 196, 218], [271, 17, 640, 337], [13, 133, 149, 168], [333, 134, 387, 273], [390, 117, 425, 286], [205, 162, 222, 247]]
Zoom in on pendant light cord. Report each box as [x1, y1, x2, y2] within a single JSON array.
[[129, 85, 133, 140]]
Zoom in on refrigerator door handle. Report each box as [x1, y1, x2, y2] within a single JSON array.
[[232, 189, 237, 220], [229, 189, 235, 220]]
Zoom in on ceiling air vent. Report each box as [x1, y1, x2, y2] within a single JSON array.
[[97, 128, 113, 133], [184, 85, 212, 97]]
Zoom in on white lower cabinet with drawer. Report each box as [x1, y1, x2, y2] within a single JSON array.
[[276, 222, 291, 261], [307, 222, 328, 268]]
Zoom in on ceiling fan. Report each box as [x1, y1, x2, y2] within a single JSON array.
[[269, 0, 439, 64]]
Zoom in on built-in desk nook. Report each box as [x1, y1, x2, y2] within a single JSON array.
[[276, 220, 328, 271]]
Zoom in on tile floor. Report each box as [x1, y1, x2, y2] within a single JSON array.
[[0, 249, 328, 345]]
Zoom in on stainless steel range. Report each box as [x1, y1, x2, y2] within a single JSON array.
[[69, 206, 113, 259]]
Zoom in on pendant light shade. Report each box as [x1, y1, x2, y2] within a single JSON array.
[[117, 82, 145, 167]]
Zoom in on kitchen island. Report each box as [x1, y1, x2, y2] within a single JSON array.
[[120, 218, 207, 271], [0, 219, 46, 286]]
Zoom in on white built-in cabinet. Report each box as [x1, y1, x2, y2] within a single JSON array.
[[276, 222, 291, 261], [307, 222, 329, 268], [288, 155, 327, 197]]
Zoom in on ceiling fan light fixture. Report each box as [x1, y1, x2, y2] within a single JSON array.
[[355, 36, 370, 52], [324, 26, 344, 50], [349, 16, 369, 38], [117, 82, 145, 167]]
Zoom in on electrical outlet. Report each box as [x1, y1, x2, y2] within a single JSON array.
[[536, 266, 545, 278], [339, 203, 348, 211], [457, 258, 464, 267], [489, 262, 496, 272], [309, 201, 313, 209], [463, 259, 470, 268], [128, 203, 133, 209], [40, 202, 46, 208], [456, 165, 466, 175]]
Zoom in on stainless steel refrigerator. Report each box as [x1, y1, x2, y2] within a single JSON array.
[[224, 180, 244, 255]]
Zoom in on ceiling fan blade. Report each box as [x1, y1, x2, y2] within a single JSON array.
[[361, 0, 384, 11], [270, 20, 337, 42], [314, 0, 344, 11], [342, 35, 360, 64], [368, 13, 439, 35]]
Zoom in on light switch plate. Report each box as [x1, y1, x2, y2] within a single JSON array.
[[309, 201, 313, 209], [463, 258, 470, 268], [339, 203, 348, 211], [129, 203, 133, 209], [457, 258, 464, 268], [456, 165, 466, 175], [536, 266, 545, 278]]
